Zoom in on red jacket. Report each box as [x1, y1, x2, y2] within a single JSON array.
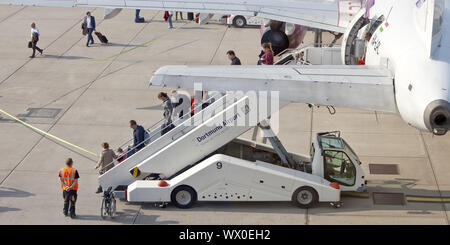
[[261, 50, 274, 65], [164, 11, 169, 21]]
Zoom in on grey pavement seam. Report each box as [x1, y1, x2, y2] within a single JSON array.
[[132, 206, 142, 224], [0, 9, 97, 86], [419, 131, 450, 225], [305, 208, 310, 225], [0, 6, 26, 24], [38, 10, 161, 109], [0, 10, 157, 186], [208, 25, 229, 65]]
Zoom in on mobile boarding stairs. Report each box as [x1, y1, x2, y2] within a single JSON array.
[[98, 90, 366, 209]]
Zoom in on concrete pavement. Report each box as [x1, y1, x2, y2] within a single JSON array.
[[0, 6, 449, 225]]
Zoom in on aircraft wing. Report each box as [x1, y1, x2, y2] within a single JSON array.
[[149, 65, 396, 113], [0, 0, 363, 32]]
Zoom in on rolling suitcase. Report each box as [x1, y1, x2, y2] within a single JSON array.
[[94, 31, 108, 44]]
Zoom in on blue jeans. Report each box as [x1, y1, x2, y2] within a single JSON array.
[[97, 170, 103, 192], [168, 14, 173, 28], [87, 28, 94, 46]]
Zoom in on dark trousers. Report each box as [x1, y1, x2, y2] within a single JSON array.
[[63, 190, 77, 215], [87, 28, 94, 46], [161, 122, 174, 136], [31, 41, 42, 57], [97, 171, 103, 192]]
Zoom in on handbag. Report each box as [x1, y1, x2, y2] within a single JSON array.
[[28, 41, 32, 48], [81, 23, 87, 35]]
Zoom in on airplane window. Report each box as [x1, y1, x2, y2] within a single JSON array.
[[323, 150, 356, 186]]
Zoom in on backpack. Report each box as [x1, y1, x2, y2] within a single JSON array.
[[144, 129, 151, 145]]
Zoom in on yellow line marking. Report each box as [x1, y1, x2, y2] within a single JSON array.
[[0, 108, 99, 157], [406, 196, 450, 203]]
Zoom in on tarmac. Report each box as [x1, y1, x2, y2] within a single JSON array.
[[0, 6, 449, 225]]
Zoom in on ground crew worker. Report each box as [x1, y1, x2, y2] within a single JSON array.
[[59, 158, 79, 218]]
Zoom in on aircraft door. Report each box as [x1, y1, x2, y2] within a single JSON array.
[[323, 150, 356, 187]]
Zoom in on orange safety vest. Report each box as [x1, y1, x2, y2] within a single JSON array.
[[59, 167, 78, 191]]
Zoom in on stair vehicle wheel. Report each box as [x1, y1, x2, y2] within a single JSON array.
[[171, 185, 197, 209], [233, 16, 246, 28], [101, 198, 108, 219], [292, 186, 318, 208]]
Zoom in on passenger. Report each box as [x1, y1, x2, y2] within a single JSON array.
[[135, 9, 145, 23], [158, 92, 174, 135], [359, 31, 372, 64], [190, 97, 195, 116], [168, 11, 174, 29], [129, 120, 146, 152], [176, 11, 184, 21], [84, 12, 96, 47], [117, 148, 126, 164], [171, 90, 190, 120], [164, 11, 169, 22], [364, 32, 372, 42], [260, 42, 274, 65], [29, 23, 43, 58], [59, 158, 79, 218], [257, 50, 264, 65], [202, 91, 216, 110], [95, 142, 117, 193], [226, 50, 242, 65]]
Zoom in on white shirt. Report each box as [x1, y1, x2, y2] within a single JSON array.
[[30, 27, 39, 38], [168, 11, 174, 16], [86, 16, 93, 28]]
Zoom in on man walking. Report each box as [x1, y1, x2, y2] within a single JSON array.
[[29, 22, 43, 58], [59, 158, 79, 218], [129, 120, 146, 153], [168, 11, 174, 29], [84, 12, 96, 47], [226, 50, 241, 65]]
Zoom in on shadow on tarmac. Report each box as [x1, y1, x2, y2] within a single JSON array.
[[106, 43, 148, 48], [0, 206, 20, 213], [136, 105, 162, 110], [0, 187, 34, 213], [0, 187, 34, 198], [124, 178, 450, 216], [39, 54, 92, 60]]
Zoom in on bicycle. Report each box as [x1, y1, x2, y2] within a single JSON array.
[[101, 187, 116, 219]]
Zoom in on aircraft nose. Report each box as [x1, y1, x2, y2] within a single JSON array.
[[424, 100, 450, 135]]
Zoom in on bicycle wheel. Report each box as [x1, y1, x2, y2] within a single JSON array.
[[101, 198, 108, 219], [109, 197, 116, 218]]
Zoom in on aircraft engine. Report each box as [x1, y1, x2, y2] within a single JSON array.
[[260, 20, 307, 56], [424, 100, 450, 135]]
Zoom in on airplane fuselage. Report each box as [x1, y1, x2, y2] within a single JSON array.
[[345, 0, 450, 135]]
